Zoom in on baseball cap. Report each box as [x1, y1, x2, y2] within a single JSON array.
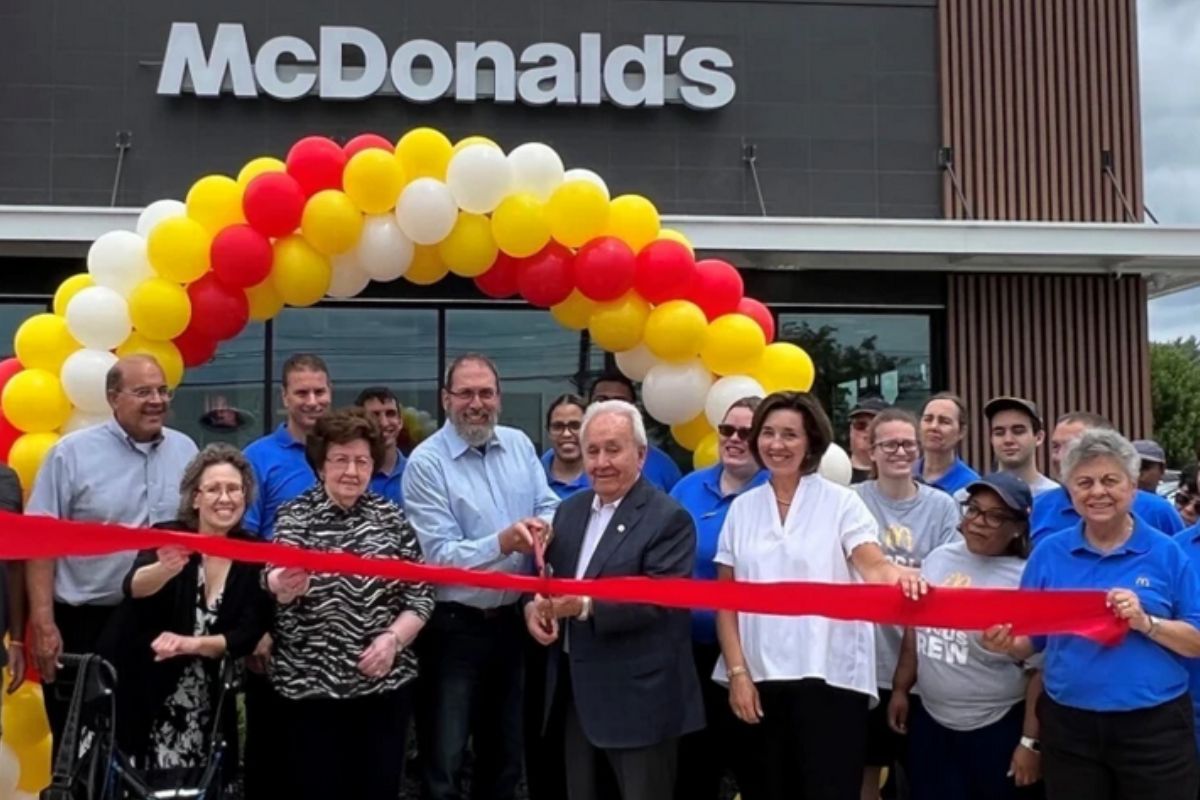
[[849, 397, 888, 418], [1133, 439, 1167, 465], [984, 396, 1043, 430], [964, 473, 1033, 519]]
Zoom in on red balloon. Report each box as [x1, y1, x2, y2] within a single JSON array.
[[173, 325, 219, 368], [737, 297, 776, 343], [688, 259, 744, 320], [344, 133, 395, 158], [211, 224, 273, 289], [573, 237, 636, 302], [517, 243, 576, 308], [0, 357, 22, 391], [243, 172, 306, 238], [474, 253, 521, 299], [634, 240, 696, 305], [285, 136, 347, 196], [187, 274, 250, 342], [0, 413, 20, 462]]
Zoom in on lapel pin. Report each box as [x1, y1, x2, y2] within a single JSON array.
[[617, 523, 626, 533]]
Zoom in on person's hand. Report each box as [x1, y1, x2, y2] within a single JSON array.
[[728, 674, 763, 724], [546, 596, 585, 620], [151, 632, 196, 662], [894, 566, 928, 601], [1009, 742, 1041, 786], [524, 596, 559, 645], [1107, 588, 1150, 632], [981, 624, 1017, 656], [246, 633, 272, 674], [268, 567, 310, 604], [499, 521, 536, 556], [32, 618, 62, 684], [357, 632, 399, 679], [887, 689, 910, 734], [7, 641, 26, 693], [524, 518, 553, 548], [156, 545, 190, 575]]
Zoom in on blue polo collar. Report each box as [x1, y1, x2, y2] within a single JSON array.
[[1068, 517, 1154, 557]]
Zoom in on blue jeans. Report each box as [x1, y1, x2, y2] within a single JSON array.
[[908, 701, 1025, 800], [415, 603, 525, 800]]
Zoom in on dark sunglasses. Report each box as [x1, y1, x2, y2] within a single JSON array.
[[717, 424, 753, 441], [1176, 493, 1200, 514]]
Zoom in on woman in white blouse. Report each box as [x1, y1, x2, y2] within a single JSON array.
[[714, 391, 925, 800]]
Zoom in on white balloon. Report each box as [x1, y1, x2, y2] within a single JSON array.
[[615, 344, 660, 382], [87, 230, 153, 297], [642, 360, 713, 425], [446, 144, 514, 214], [563, 168, 610, 201], [355, 215, 415, 281], [65, 286, 132, 351], [135, 199, 186, 238], [62, 407, 113, 434], [705, 375, 766, 428], [508, 143, 565, 201], [327, 254, 372, 299], [61, 348, 119, 414], [819, 443, 854, 487], [394, 178, 458, 245], [0, 741, 18, 797]]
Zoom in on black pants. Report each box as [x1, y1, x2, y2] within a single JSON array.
[[1039, 692, 1199, 800], [43, 602, 118, 758], [755, 679, 870, 800], [908, 701, 1027, 800], [242, 672, 283, 800], [524, 636, 566, 800], [674, 642, 761, 800], [415, 602, 525, 800], [276, 686, 412, 800]]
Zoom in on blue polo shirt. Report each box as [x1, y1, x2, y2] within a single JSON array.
[[670, 464, 768, 644], [539, 444, 684, 497], [369, 448, 408, 507], [916, 456, 979, 495], [540, 450, 589, 499], [1173, 522, 1200, 752], [243, 424, 317, 541], [1021, 519, 1200, 712], [1031, 487, 1185, 544]]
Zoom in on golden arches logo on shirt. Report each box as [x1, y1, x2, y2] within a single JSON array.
[[882, 524, 914, 553], [942, 572, 972, 588]]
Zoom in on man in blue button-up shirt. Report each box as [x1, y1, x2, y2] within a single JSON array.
[[403, 353, 558, 800], [354, 385, 408, 507]]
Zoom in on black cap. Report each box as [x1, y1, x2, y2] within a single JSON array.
[[965, 473, 1033, 519], [849, 397, 888, 418], [984, 396, 1043, 429]]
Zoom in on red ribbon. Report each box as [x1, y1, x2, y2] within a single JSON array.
[[0, 511, 1126, 644]]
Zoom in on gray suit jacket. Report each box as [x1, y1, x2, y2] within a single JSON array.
[[541, 476, 705, 749]]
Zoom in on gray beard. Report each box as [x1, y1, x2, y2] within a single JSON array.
[[455, 421, 495, 448]]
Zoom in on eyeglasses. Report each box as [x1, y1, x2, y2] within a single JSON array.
[[1176, 493, 1200, 514], [446, 388, 497, 402], [121, 386, 173, 401], [851, 419, 871, 432], [326, 455, 373, 471], [198, 483, 244, 500], [962, 503, 1020, 528], [549, 420, 582, 434], [717, 424, 753, 441], [873, 439, 920, 455]]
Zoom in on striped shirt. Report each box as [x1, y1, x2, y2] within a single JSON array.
[[268, 486, 435, 700]]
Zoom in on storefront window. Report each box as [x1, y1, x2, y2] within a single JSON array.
[[170, 323, 267, 449], [0, 303, 50, 357]]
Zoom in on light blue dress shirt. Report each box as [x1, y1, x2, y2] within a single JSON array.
[[402, 422, 559, 607]]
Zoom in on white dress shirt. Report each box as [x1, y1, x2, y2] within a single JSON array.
[[575, 494, 623, 578]]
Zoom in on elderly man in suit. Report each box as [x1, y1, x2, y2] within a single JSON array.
[[524, 399, 703, 800]]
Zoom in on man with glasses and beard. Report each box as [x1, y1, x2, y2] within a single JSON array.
[[403, 353, 559, 800]]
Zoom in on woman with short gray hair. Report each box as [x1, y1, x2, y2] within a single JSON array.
[[982, 429, 1200, 799]]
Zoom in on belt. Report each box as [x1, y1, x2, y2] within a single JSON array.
[[437, 601, 518, 621]]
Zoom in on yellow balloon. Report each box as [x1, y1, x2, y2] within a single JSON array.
[[128, 278, 192, 341], [550, 290, 598, 331], [245, 278, 285, 322], [546, 180, 610, 248], [185, 174, 245, 233], [642, 300, 708, 363], [657, 228, 694, 253], [395, 127, 453, 181], [491, 194, 551, 257], [344, 149, 407, 214], [237, 156, 286, 186], [692, 431, 719, 470], [13, 314, 81, 374], [301, 190, 364, 256], [116, 333, 185, 389], [701, 313, 767, 377], [752, 342, 816, 393], [405, 246, 450, 286], [588, 292, 651, 353], [8, 432, 59, 495], [2, 369, 71, 434], [147, 217, 212, 283], [439, 213, 499, 278], [53, 274, 95, 317], [271, 236, 332, 307], [671, 412, 714, 451], [15, 730, 51, 793], [453, 135, 500, 153], [605, 194, 661, 252], [1, 681, 49, 749]]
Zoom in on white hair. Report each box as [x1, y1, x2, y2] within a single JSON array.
[[1061, 428, 1141, 484], [581, 400, 648, 449]]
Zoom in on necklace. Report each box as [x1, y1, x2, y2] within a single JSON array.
[[770, 479, 796, 506]]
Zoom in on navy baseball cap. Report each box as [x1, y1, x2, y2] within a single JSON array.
[[983, 396, 1043, 430], [1133, 439, 1166, 465], [849, 397, 888, 418], [964, 473, 1033, 519]]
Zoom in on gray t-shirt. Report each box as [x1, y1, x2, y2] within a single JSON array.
[[854, 481, 960, 688], [916, 539, 1031, 731]]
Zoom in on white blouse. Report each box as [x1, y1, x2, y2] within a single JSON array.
[[713, 474, 881, 700]]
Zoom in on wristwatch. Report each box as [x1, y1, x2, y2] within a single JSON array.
[[1145, 615, 1161, 638], [577, 596, 593, 622], [1019, 735, 1040, 753]]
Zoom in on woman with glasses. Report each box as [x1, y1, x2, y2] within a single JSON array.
[[888, 472, 1040, 800], [264, 408, 435, 800], [109, 443, 271, 784], [541, 393, 589, 499], [1175, 466, 1199, 529], [853, 407, 961, 800], [670, 396, 766, 800]]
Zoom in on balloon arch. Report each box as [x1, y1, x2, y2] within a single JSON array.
[[0, 127, 819, 495]]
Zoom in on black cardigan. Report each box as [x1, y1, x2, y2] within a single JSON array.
[[103, 522, 272, 765]]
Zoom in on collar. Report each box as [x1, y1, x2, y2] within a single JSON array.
[[592, 480, 641, 513], [701, 464, 767, 498], [104, 418, 164, 450], [272, 423, 307, 449], [1184, 522, 1200, 545], [311, 484, 369, 516], [376, 448, 406, 479], [1068, 517, 1153, 556], [442, 421, 502, 459]]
